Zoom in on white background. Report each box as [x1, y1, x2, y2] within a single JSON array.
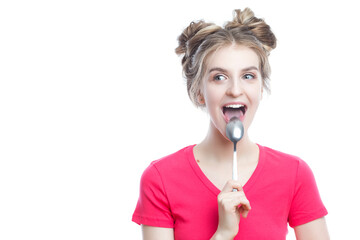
[[1, 0, 359, 239]]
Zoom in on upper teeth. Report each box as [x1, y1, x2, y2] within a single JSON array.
[[225, 104, 244, 108]]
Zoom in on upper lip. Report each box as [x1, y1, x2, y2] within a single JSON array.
[[222, 102, 247, 113]]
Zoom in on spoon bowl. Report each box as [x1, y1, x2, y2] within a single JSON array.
[[226, 117, 244, 143]]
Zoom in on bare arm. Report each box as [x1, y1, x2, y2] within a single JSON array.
[[142, 225, 174, 240], [294, 217, 330, 240]]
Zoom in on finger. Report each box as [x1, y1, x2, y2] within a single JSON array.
[[240, 207, 250, 218], [238, 200, 251, 211], [238, 200, 251, 218], [234, 198, 251, 210], [240, 199, 251, 211], [223, 193, 251, 210], [218, 187, 249, 206], [221, 180, 243, 192]]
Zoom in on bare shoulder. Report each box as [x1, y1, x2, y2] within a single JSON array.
[[142, 225, 174, 240]]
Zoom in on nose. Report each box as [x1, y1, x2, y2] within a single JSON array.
[[226, 79, 243, 97]]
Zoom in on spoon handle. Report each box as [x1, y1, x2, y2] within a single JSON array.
[[232, 149, 238, 181], [232, 143, 238, 192]]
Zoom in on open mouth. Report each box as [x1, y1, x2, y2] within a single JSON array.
[[222, 104, 247, 122]]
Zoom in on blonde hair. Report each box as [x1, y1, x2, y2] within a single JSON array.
[[175, 8, 277, 107]]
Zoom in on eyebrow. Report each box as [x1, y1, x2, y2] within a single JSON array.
[[208, 66, 259, 73]]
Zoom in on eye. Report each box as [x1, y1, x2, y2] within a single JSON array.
[[214, 74, 226, 81], [243, 73, 255, 80]]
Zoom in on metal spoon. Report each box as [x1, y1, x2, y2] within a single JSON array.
[[226, 117, 244, 190]]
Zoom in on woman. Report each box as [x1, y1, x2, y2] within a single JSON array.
[[132, 8, 329, 240]]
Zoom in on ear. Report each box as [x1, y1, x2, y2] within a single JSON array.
[[197, 93, 205, 105]]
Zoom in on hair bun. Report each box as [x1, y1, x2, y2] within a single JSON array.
[[175, 21, 221, 63], [225, 8, 277, 52]]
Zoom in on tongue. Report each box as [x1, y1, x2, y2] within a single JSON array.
[[224, 108, 243, 121]]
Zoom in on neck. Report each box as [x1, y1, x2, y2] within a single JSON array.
[[198, 121, 257, 164]]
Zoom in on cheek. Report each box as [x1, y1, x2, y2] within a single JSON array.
[[251, 82, 263, 100], [247, 86, 263, 110], [203, 85, 225, 110], [244, 87, 262, 126], [203, 85, 216, 105], [202, 91, 221, 120]]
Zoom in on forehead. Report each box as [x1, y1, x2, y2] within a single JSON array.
[[205, 45, 260, 71]]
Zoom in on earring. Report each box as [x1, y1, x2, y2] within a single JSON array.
[[198, 96, 205, 105]]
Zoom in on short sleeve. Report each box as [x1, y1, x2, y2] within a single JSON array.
[[288, 160, 328, 227], [132, 162, 174, 228]]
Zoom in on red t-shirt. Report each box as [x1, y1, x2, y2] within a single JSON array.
[[132, 144, 327, 239]]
